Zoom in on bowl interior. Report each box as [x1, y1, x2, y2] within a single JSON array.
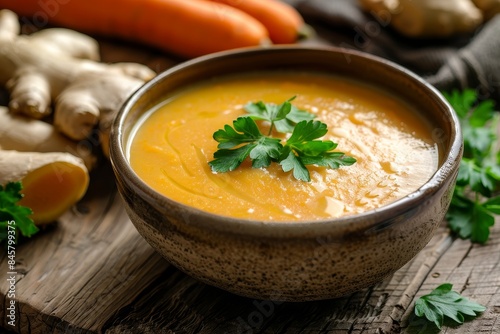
[[111, 45, 462, 236]]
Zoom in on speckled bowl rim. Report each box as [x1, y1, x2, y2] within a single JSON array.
[[110, 45, 463, 239]]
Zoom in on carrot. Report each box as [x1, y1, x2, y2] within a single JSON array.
[[206, 0, 306, 44], [0, 0, 270, 58]]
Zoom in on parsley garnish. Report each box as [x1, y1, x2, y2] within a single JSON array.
[[411, 283, 486, 331], [0, 181, 38, 244], [443, 90, 500, 244], [208, 97, 356, 181], [243, 96, 316, 133]]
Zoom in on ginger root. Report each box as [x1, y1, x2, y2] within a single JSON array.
[[0, 150, 89, 225], [358, 0, 500, 38], [0, 106, 92, 224], [0, 9, 156, 157], [0, 106, 96, 170], [0, 9, 156, 226]]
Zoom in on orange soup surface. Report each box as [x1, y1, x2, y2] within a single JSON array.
[[128, 72, 439, 221]]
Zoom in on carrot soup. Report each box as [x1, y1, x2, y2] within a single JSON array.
[[128, 72, 439, 221]]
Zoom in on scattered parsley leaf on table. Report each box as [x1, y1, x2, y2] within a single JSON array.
[[443, 89, 499, 244], [0, 181, 38, 244], [413, 283, 486, 330], [209, 97, 356, 181]]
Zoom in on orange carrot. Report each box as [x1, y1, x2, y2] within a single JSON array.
[[206, 0, 306, 44], [0, 0, 270, 58]]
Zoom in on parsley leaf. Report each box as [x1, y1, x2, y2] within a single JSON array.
[[0, 181, 38, 245], [213, 117, 262, 149], [456, 158, 495, 197], [280, 120, 356, 181], [209, 117, 283, 172], [244, 96, 315, 134], [443, 89, 499, 244], [301, 152, 358, 169], [209, 145, 257, 173], [209, 97, 356, 181], [286, 119, 329, 146], [469, 99, 496, 127], [413, 283, 486, 330], [249, 137, 282, 168], [443, 89, 477, 118], [446, 194, 496, 243], [482, 195, 500, 214], [280, 150, 310, 181]]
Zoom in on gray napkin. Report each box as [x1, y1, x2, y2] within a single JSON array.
[[426, 15, 500, 102], [291, 0, 500, 103]]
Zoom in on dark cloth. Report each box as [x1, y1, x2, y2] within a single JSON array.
[[426, 15, 500, 101], [290, 0, 500, 103]]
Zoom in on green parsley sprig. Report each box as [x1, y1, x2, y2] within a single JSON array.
[[0, 181, 38, 245], [243, 96, 316, 134], [208, 97, 356, 181], [443, 89, 500, 244], [410, 283, 486, 332]]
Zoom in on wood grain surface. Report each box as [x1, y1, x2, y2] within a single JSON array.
[[1, 25, 500, 334]]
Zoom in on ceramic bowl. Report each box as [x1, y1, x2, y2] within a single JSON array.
[[109, 46, 462, 301]]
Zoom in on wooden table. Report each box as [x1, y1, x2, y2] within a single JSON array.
[[1, 24, 500, 334]]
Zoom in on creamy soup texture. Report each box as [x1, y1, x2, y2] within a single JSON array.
[[128, 72, 439, 221]]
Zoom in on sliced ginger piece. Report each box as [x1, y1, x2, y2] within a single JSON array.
[[0, 150, 89, 225], [20, 161, 88, 224], [359, 0, 484, 38]]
